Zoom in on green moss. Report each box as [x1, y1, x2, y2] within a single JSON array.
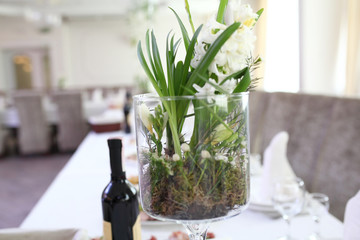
[[140, 153, 249, 220]]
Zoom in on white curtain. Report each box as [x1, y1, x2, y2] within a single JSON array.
[[345, 0, 360, 96], [251, 0, 360, 97], [299, 0, 348, 96]]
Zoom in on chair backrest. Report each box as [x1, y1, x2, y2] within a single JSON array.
[[249, 91, 360, 220], [311, 97, 360, 219], [0, 112, 5, 156], [53, 91, 88, 152], [13, 91, 51, 154]]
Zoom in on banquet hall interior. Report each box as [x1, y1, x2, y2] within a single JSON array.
[[0, 0, 359, 239]]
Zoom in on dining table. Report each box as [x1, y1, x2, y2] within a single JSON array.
[[20, 131, 344, 240]]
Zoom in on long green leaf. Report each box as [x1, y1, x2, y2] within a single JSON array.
[[169, 7, 190, 51], [166, 32, 175, 97], [145, 30, 157, 83], [232, 67, 251, 93], [151, 31, 168, 96], [180, 25, 203, 95], [137, 42, 163, 97], [184, 0, 195, 34], [219, 67, 247, 85], [185, 22, 241, 93], [174, 61, 184, 96], [216, 0, 228, 24]]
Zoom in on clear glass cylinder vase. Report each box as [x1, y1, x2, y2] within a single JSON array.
[[134, 93, 250, 228]]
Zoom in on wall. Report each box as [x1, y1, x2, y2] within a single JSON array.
[[0, 6, 212, 91], [0, 16, 66, 91], [0, 1, 261, 92]]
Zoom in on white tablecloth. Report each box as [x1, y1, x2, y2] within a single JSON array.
[[20, 131, 344, 239]]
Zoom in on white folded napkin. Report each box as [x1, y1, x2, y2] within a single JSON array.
[[0, 228, 89, 240], [91, 89, 103, 103], [257, 131, 296, 203], [344, 190, 360, 240]]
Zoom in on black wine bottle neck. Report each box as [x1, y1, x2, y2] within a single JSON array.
[[108, 138, 126, 179]]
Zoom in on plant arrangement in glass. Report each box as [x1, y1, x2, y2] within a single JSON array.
[[134, 0, 263, 238]]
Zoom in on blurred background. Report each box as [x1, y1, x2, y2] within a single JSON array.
[[0, 0, 359, 229], [0, 0, 358, 96]]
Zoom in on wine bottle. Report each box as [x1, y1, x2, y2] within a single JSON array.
[[102, 138, 141, 240]]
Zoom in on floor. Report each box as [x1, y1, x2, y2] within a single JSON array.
[[0, 154, 71, 228]]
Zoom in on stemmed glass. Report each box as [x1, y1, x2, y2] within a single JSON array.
[[307, 193, 330, 240], [134, 93, 250, 239], [272, 177, 306, 240]]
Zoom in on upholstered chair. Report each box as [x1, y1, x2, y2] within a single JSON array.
[[0, 122, 6, 156], [13, 91, 51, 154], [249, 91, 360, 220], [53, 91, 88, 152]]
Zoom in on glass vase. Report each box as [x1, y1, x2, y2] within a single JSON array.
[[134, 93, 250, 239]]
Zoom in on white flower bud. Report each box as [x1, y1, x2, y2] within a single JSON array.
[[139, 103, 153, 134], [172, 154, 180, 161], [201, 150, 211, 159], [181, 143, 190, 152]]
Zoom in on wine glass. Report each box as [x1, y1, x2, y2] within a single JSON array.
[[307, 193, 330, 240], [272, 177, 305, 240]]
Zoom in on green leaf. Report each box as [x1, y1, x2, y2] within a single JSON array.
[[170, 7, 190, 51], [151, 31, 168, 96], [166, 32, 175, 97], [185, 22, 241, 93], [184, 0, 195, 34], [216, 0, 228, 24], [179, 25, 203, 95], [137, 41, 163, 97], [256, 8, 264, 20], [145, 30, 157, 82], [219, 67, 247, 85], [232, 67, 251, 93], [174, 61, 184, 96]]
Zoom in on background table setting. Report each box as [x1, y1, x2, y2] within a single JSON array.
[[16, 130, 343, 240]]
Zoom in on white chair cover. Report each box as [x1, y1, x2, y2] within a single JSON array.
[[344, 190, 360, 240]]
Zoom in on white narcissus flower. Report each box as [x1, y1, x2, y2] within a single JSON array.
[[234, 3, 259, 28], [191, 1, 258, 82], [181, 143, 190, 152], [201, 150, 211, 159], [193, 78, 217, 96], [220, 78, 237, 93], [139, 103, 153, 134], [172, 154, 180, 161], [191, 42, 207, 69]]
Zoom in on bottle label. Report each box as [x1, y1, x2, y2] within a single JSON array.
[[133, 215, 141, 240], [103, 220, 112, 240]]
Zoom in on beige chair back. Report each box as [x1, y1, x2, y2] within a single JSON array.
[[53, 91, 88, 152], [13, 91, 51, 154]]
